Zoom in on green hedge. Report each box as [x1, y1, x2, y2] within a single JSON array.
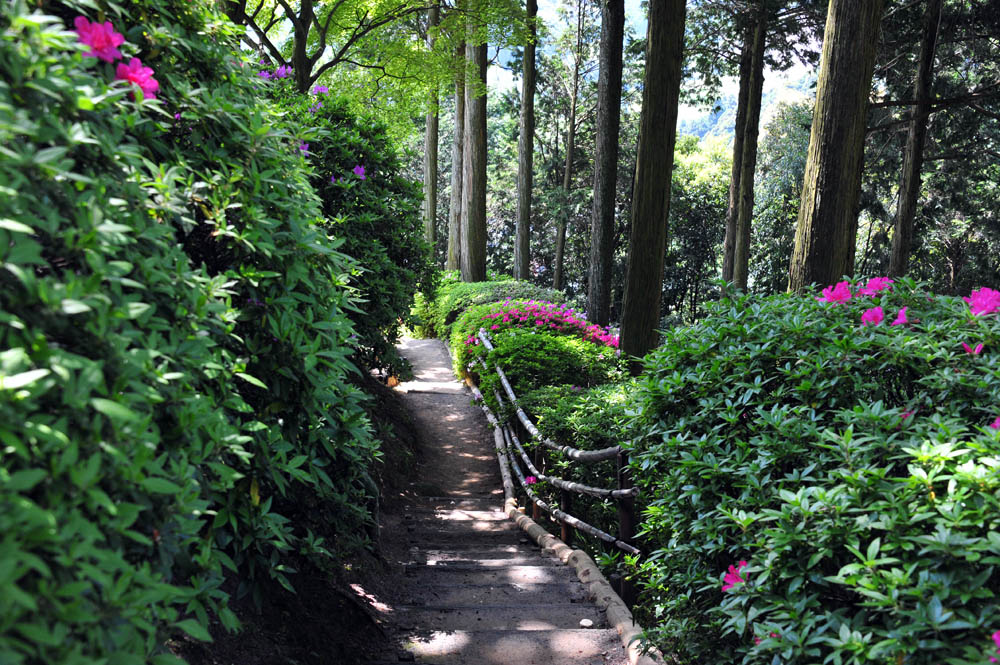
[[628, 279, 1000, 664], [1, 3, 379, 663]]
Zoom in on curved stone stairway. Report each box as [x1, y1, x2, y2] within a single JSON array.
[[366, 337, 630, 665]]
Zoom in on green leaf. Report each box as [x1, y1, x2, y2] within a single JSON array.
[[91, 398, 140, 422], [5, 469, 47, 491], [61, 299, 92, 315], [175, 619, 213, 642], [1, 369, 50, 390], [0, 219, 34, 234], [235, 372, 268, 389], [140, 477, 183, 494]]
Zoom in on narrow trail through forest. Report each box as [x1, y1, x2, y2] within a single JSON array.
[[367, 337, 630, 665]]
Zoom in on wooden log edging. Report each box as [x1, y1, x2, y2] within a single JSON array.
[[466, 375, 663, 665]]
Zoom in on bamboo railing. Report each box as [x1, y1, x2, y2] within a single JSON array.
[[470, 329, 640, 563]]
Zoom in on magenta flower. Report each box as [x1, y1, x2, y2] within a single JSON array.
[[312, 85, 329, 94], [353, 164, 366, 180], [298, 142, 309, 156], [861, 306, 884, 326], [258, 70, 271, 79], [74, 16, 125, 63], [525, 476, 537, 485], [962, 342, 984, 355], [273, 65, 292, 79], [722, 560, 747, 592], [817, 281, 852, 304], [115, 58, 159, 99], [991, 416, 1000, 430], [964, 287, 1000, 316], [890, 307, 908, 326], [857, 277, 894, 296]]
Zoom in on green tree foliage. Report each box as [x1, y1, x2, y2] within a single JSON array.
[[661, 135, 730, 323], [0, 2, 390, 661], [748, 100, 812, 295]]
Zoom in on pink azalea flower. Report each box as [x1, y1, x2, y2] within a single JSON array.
[[861, 306, 884, 326], [115, 58, 159, 99], [722, 560, 747, 592], [817, 281, 852, 304], [991, 416, 1000, 430], [353, 164, 366, 180], [962, 342, 984, 355], [857, 277, 894, 296], [74, 16, 125, 63], [964, 287, 1000, 316], [525, 476, 537, 485], [890, 307, 908, 326]]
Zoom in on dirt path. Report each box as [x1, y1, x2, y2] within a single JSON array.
[[366, 337, 629, 665]]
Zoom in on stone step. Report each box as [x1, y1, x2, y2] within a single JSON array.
[[404, 526, 525, 546], [394, 582, 590, 607], [404, 497, 504, 511], [403, 564, 570, 586], [398, 628, 626, 664], [403, 552, 560, 568], [403, 508, 509, 522], [393, 604, 606, 631]]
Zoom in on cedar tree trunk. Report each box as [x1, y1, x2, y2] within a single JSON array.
[[889, 0, 942, 277], [619, 0, 686, 366], [461, 40, 488, 282], [788, 0, 885, 292], [587, 0, 625, 326], [422, 4, 441, 249], [515, 0, 537, 280], [447, 48, 465, 271]]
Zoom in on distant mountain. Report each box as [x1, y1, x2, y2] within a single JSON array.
[[677, 67, 817, 142]]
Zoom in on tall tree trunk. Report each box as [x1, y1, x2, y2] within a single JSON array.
[[461, 40, 488, 282], [515, 0, 537, 280], [423, 4, 441, 250], [587, 0, 625, 326], [788, 0, 885, 293], [447, 49, 465, 271], [889, 0, 942, 277], [553, 0, 584, 292], [292, 0, 313, 93], [731, 2, 766, 290], [620, 0, 686, 366], [721, 24, 751, 284]]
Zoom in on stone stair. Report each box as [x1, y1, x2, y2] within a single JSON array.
[[373, 496, 628, 665]]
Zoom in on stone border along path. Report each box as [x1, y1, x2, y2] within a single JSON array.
[[365, 337, 659, 665]]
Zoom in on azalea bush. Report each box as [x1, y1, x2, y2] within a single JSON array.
[[422, 277, 567, 339], [450, 299, 619, 377], [628, 278, 1000, 664], [0, 2, 379, 663]]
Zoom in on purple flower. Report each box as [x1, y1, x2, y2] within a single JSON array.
[[298, 142, 309, 156], [353, 164, 366, 180], [273, 65, 292, 79], [258, 70, 271, 79], [174, 112, 181, 120], [312, 85, 329, 94]]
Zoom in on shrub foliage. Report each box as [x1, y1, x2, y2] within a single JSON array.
[[629, 280, 1000, 664], [0, 2, 386, 663]]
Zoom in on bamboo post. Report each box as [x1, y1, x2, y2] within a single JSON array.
[[560, 488, 572, 546], [617, 449, 637, 608], [532, 444, 542, 521]]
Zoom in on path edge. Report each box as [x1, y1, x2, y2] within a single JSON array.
[[467, 376, 664, 665]]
